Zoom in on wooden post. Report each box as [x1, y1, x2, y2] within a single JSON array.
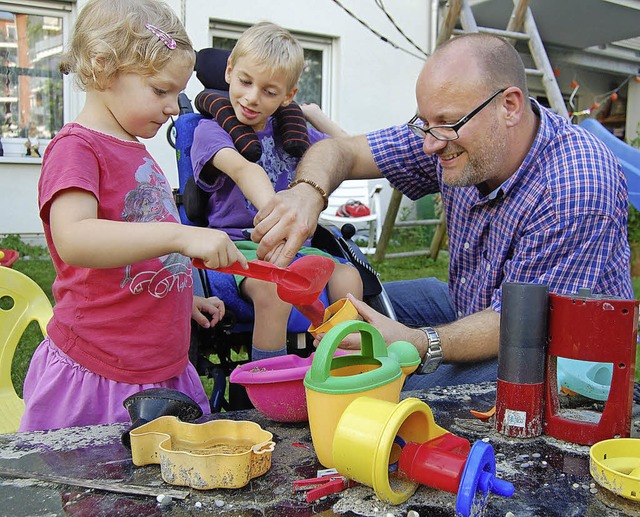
[[373, 187, 403, 261], [429, 211, 448, 260], [436, 0, 462, 46], [506, 0, 529, 33]]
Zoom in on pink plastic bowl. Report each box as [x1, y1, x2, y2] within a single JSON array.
[[229, 354, 314, 422]]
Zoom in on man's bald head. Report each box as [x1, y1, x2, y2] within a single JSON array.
[[430, 33, 529, 97]]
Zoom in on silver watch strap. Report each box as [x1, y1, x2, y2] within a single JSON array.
[[417, 326, 443, 375]]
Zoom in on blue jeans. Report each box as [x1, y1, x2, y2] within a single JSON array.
[[383, 278, 498, 389]]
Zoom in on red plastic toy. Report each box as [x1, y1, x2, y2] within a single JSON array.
[[0, 249, 19, 268], [544, 290, 639, 445], [294, 472, 356, 502], [397, 434, 514, 516]]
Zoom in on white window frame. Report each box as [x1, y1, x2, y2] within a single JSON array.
[[0, 0, 73, 162], [207, 20, 335, 115]]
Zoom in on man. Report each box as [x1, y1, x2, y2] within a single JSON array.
[[251, 33, 633, 388]]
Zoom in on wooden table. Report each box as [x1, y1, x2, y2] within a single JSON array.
[[0, 383, 638, 516]]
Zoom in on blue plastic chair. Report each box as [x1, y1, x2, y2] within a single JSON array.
[[557, 358, 612, 401], [172, 108, 330, 331]]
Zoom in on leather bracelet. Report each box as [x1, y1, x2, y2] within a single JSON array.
[[287, 178, 329, 210]]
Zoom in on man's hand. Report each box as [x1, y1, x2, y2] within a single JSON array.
[[315, 293, 418, 350], [252, 186, 324, 267]]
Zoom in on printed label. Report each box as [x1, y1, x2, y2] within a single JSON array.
[[504, 409, 527, 428]]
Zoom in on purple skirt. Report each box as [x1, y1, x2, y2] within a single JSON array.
[[19, 337, 210, 432]]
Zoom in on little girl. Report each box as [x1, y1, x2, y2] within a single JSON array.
[[19, 0, 246, 432]]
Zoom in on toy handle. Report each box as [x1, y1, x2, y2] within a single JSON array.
[[456, 441, 514, 517], [193, 258, 292, 284], [307, 320, 388, 383], [482, 474, 515, 498]]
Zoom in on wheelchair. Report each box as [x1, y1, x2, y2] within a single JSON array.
[[167, 48, 395, 413]]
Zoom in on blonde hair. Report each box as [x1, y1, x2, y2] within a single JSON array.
[[229, 22, 304, 91], [60, 0, 195, 91]]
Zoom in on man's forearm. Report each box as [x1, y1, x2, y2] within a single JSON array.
[[294, 135, 380, 196], [294, 138, 355, 196], [413, 308, 500, 364]]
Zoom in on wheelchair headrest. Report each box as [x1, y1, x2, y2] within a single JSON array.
[[195, 48, 231, 91]]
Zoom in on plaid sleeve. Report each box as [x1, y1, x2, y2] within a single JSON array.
[[366, 125, 440, 200]]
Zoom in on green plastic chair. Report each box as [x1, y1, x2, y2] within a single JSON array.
[[0, 267, 52, 433]]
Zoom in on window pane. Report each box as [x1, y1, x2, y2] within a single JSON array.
[[0, 10, 63, 140], [211, 36, 235, 51], [297, 48, 322, 106]]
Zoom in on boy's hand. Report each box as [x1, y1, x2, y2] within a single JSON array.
[[253, 189, 320, 267], [192, 295, 225, 328]]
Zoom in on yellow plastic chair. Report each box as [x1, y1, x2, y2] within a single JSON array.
[[0, 267, 53, 433]]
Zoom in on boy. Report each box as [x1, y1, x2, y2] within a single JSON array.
[[191, 22, 362, 361]]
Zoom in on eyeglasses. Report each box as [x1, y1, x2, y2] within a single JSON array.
[[408, 88, 507, 142]]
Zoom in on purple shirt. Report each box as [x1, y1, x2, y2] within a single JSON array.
[[367, 100, 633, 316], [191, 116, 327, 240]]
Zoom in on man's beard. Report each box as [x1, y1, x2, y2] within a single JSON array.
[[441, 120, 504, 188]]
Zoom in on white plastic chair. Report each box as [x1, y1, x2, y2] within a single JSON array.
[[318, 180, 383, 254]]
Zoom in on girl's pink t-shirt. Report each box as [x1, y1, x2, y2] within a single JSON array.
[[38, 124, 193, 383]]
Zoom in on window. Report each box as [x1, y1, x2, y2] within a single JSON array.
[[0, 2, 70, 156], [208, 21, 334, 111]]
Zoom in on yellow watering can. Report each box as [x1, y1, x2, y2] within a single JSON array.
[[304, 319, 420, 468]]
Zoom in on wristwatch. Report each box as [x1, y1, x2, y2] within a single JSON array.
[[417, 326, 443, 375]]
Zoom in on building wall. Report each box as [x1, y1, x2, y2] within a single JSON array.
[[627, 79, 640, 143], [0, 157, 43, 242]]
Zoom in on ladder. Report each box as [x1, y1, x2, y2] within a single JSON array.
[[439, 0, 568, 119], [373, 0, 568, 262]]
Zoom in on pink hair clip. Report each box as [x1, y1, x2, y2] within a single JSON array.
[[145, 23, 177, 50]]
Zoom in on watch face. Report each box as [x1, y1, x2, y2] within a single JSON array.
[[420, 356, 439, 375]]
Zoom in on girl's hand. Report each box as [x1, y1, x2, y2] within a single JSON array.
[[182, 227, 248, 270], [192, 295, 225, 328]]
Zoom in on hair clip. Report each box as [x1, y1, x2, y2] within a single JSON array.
[[145, 23, 177, 50]]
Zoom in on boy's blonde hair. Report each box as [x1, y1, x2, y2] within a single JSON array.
[[229, 22, 304, 92], [60, 0, 195, 91]]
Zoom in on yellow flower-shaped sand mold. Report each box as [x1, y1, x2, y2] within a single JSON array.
[[129, 415, 275, 489]]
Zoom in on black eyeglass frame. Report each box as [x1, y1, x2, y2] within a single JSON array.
[[408, 88, 508, 142]]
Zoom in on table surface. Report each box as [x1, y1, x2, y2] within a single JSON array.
[[1, 383, 639, 517]]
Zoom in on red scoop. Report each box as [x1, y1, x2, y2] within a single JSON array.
[[192, 255, 335, 326]]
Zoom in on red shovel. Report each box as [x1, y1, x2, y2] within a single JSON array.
[[192, 255, 335, 326]]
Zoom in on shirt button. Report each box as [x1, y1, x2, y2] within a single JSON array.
[[458, 311, 463, 318], [486, 263, 491, 271], [460, 277, 466, 284], [463, 242, 470, 250]]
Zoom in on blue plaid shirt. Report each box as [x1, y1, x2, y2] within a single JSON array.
[[368, 100, 633, 316]]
